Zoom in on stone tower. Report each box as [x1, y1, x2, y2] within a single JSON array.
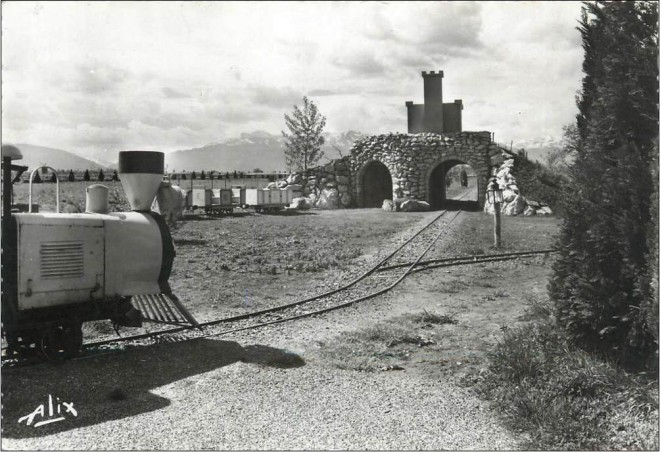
[[405, 71, 463, 134]]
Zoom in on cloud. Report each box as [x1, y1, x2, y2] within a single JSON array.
[[162, 87, 190, 99], [249, 85, 303, 109], [308, 89, 340, 97], [363, 2, 485, 55], [1, 2, 585, 156], [54, 63, 131, 95], [332, 52, 386, 77]]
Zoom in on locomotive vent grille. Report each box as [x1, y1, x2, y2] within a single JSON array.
[[40, 241, 84, 279]]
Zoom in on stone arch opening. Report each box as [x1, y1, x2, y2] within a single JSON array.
[[358, 160, 393, 208], [428, 160, 479, 210]]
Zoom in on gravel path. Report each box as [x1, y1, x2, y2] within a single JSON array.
[[2, 352, 519, 450], [2, 213, 526, 450]]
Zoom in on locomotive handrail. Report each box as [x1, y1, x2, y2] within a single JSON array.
[[28, 166, 59, 213]]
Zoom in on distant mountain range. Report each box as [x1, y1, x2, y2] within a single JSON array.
[[10, 131, 561, 174], [164, 130, 366, 173], [8, 144, 111, 172]]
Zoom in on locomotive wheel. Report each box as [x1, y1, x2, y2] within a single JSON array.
[[5, 330, 41, 358], [39, 323, 83, 362]]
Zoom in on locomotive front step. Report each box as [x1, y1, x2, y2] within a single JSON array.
[[130, 292, 198, 327]]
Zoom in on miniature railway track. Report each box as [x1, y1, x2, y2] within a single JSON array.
[[80, 208, 460, 346], [2, 208, 459, 366], [2, 188, 558, 367]]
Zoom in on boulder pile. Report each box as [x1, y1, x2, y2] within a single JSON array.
[[483, 158, 553, 216], [286, 157, 353, 209]]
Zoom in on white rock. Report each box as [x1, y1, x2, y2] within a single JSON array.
[[502, 194, 526, 216], [502, 188, 517, 203], [286, 173, 301, 184], [289, 197, 312, 210], [382, 199, 395, 212], [316, 188, 340, 209], [537, 206, 553, 216], [496, 167, 511, 179], [523, 205, 537, 216], [400, 199, 430, 212]]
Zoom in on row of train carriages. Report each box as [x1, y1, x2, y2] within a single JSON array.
[[186, 185, 301, 214]]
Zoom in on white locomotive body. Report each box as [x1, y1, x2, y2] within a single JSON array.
[[11, 211, 173, 311]]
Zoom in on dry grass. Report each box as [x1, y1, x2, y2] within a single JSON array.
[[316, 311, 456, 372], [474, 295, 659, 450]]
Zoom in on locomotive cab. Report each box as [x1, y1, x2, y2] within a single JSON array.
[[1, 148, 195, 360]]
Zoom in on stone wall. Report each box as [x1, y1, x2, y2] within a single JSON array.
[[284, 131, 515, 211], [348, 132, 502, 208]]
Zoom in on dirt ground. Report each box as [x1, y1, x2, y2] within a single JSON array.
[[213, 209, 560, 383], [2, 206, 562, 449]]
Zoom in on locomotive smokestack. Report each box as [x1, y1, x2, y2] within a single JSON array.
[[118, 151, 164, 211]]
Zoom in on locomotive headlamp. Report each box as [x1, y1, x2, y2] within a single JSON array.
[[118, 151, 164, 211], [486, 177, 503, 204]]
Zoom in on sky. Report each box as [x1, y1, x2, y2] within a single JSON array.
[[2, 1, 585, 162]]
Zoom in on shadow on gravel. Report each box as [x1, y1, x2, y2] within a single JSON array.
[[173, 238, 208, 246], [1, 338, 305, 439], [241, 344, 306, 368]]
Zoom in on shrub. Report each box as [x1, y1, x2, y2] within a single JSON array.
[[549, 1, 658, 368], [511, 150, 569, 214]]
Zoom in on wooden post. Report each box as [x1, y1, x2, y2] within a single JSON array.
[[494, 201, 501, 248]]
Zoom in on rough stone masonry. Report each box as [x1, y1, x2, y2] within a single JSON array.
[[276, 131, 552, 217]]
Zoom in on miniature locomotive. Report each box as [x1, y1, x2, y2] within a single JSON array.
[[1, 147, 196, 360]]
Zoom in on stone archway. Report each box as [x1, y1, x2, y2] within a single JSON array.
[[428, 158, 480, 210], [357, 160, 393, 207]]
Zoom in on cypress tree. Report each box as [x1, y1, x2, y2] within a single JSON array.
[[68, 169, 75, 182], [549, 1, 658, 366], [83, 169, 91, 181], [97, 169, 105, 181]]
